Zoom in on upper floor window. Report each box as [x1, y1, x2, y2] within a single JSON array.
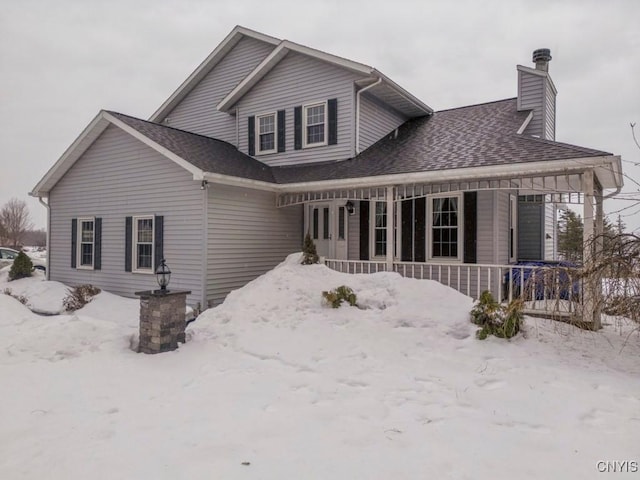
[[303, 102, 327, 147], [257, 112, 277, 154]]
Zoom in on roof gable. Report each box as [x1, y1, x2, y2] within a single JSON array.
[[149, 26, 280, 123], [30, 110, 277, 197], [216, 38, 433, 117]]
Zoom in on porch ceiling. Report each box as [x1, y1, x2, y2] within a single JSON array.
[[276, 172, 590, 207]]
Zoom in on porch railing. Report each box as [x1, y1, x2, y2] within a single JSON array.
[[323, 259, 583, 318]]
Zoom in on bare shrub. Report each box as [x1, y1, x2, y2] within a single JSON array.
[[63, 284, 101, 311]]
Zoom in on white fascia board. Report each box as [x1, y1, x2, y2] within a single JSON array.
[[372, 69, 434, 115], [104, 112, 204, 179], [30, 111, 111, 197], [150, 26, 280, 122], [277, 156, 623, 193], [516, 111, 534, 134], [202, 172, 278, 191], [217, 39, 375, 112]]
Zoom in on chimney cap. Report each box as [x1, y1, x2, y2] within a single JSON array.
[[532, 48, 552, 63]]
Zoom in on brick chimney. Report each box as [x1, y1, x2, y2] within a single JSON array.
[[517, 48, 557, 140]]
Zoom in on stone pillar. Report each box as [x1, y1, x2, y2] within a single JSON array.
[[135, 289, 191, 354]]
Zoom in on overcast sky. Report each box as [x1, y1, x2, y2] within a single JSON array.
[[1, 0, 639, 232]]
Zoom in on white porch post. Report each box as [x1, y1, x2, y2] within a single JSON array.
[[386, 186, 394, 271], [582, 169, 600, 328]]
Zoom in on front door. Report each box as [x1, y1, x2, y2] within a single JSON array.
[[307, 202, 349, 260], [310, 204, 332, 258]]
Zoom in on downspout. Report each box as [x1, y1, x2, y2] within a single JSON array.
[[355, 77, 382, 155], [604, 185, 622, 199], [38, 196, 50, 280]]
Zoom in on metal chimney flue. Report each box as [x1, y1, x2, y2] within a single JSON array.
[[532, 48, 552, 72]]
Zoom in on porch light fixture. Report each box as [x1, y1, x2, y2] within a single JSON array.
[[345, 201, 355, 216], [200, 180, 209, 190], [156, 259, 171, 291]]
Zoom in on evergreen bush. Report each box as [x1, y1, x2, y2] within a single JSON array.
[[8, 251, 33, 281], [322, 285, 357, 308], [301, 232, 319, 265], [470, 290, 523, 340]]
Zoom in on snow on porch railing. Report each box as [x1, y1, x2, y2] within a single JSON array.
[[323, 259, 584, 316]]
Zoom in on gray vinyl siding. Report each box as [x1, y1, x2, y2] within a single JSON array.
[[544, 83, 556, 140], [48, 125, 204, 306], [161, 37, 274, 143], [518, 69, 556, 141], [495, 191, 512, 264], [236, 51, 362, 166], [206, 184, 302, 306], [518, 71, 545, 138], [359, 93, 407, 152], [476, 191, 494, 264]]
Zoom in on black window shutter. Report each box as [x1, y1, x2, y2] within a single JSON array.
[[400, 199, 413, 261], [463, 192, 477, 264], [414, 198, 426, 262], [294, 106, 302, 150], [71, 218, 77, 269], [328, 98, 338, 145], [94, 218, 102, 270], [248, 116, 255, 156], [277, 110, 286, 153], [154, 215, 164, 271], [359, 200, 369, 260], [125, 217, 132, 272]]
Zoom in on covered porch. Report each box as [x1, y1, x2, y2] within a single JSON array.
[[278, 163, 621, 327]]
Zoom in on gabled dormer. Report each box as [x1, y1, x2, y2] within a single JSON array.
[[215, 36, 432, 166], [517, 48, 557, 140], [150, 26, 280, 143]]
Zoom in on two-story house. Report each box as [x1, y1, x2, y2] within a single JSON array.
[[31, 26, 623, 323]]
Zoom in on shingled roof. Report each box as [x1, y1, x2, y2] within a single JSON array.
[[108, 99, 611, 187], [108, 111, 276, 184], [271, 98, 611, 183]]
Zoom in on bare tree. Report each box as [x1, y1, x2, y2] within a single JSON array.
[[0, 198, 33, 248]]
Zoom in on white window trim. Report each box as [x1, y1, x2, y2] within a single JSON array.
[[132, 215, 155, 274], [427, 193, 464, 263], [255, 111, 277, 155], [76, 217, 95, 270], [302, 101, 328, 148], [369, 200, 388, 259]]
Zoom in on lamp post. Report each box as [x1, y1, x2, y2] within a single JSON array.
[[155, 258, 171, 291]]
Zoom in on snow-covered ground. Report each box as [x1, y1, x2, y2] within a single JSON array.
[[1, 254, 639, 479]]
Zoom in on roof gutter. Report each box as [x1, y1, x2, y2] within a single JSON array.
[[202, 171, 278, 191], [355, 77, 382, 155], [277, 155, 623, 193]]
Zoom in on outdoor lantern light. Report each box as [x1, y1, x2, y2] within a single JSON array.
[[345, 201, 355, 216], [156, 259, 171, 291]]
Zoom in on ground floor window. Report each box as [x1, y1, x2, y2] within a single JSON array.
[[373, 201, 387, 257], [133, 216, 154, 272], [78, 217, 95, 268], [429, 194, 462, 260]]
